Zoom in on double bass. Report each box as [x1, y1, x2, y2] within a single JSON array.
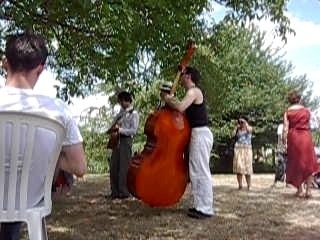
[[127, 42, 196, 207]]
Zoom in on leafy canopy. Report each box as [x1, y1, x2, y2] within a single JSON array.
[[0, 0, 292, 100], [192, 20, 318, 148]]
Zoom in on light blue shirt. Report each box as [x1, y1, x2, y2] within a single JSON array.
[[110, 106, 139, 137], [236, 131, 252, 145]]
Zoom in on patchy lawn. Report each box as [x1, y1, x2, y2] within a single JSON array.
[[21, 174, 320, 240]]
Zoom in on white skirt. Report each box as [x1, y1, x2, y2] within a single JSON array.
[[233, 143, 253, 175]]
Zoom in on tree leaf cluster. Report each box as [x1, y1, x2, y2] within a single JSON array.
[[191, 21, 319, 149], [0, 0, 293, 101], [2, 0, 316, 171]]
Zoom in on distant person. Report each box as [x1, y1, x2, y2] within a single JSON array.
[[232, 117, 253, 190], [283, 90, 318, 198], [0, 32, 86, 240], [52, 152, 74, 196], [52, 169, 74, 196], [106, 91, 139, 199], [310, 111, 320, 131], [312, 146, 320, 189], [273, 122, 287, 185]]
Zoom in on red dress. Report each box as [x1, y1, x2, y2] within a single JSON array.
[[286, 108, 318, 188]]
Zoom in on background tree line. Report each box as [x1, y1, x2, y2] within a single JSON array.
[[79, 20, 319, 173], [1, 0, 319, 173]]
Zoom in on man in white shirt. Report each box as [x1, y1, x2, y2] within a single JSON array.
[[0, 33, 86, 240]]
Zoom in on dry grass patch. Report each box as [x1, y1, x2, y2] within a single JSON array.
[[21, 174, 320, 240]]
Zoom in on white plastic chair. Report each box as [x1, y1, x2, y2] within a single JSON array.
[[0, 111, 66, 240]]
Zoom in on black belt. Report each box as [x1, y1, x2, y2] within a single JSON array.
[[290, 128, 308, 131], [120, 134, 131, 138]]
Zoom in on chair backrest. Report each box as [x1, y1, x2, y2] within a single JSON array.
[[0, 111, 66, 221]]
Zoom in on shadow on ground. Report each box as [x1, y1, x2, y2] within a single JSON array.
[[21, 174, 320, 240]]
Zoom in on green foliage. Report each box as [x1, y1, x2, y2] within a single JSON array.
[[0, 0, 207, 100], [1, 0, 310, 173], [0, 0, 293, 101], [80, 109, 111, 174], [81, 127, 110, 174], [192, 21, 319, 149], [313, 131, 320, 147], [81, 19, 318, 173], [218, 0, 294, 41]]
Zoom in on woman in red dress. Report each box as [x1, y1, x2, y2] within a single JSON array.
[[283, 91, 318, 198]]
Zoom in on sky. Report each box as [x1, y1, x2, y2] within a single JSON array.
[[211, 0, 320, 100], [262, 0, 320, 99], [1, 0, 319, 116]]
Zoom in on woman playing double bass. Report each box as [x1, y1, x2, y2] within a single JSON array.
[[161, 66, 214, 219]]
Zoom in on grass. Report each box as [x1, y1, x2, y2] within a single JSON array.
[[21, 174, 320, 240]]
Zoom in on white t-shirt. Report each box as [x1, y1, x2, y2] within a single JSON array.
[[0, 87, 83, 208], [0, 87, 82, 145]]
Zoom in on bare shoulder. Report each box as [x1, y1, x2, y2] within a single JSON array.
[[187, 87, 202, 96], [287, 104, 304, 111], [193, 87, 203, 103]]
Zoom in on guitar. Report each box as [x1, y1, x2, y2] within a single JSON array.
[[106, 108, 134, 149], [106, 116, 122, 149]]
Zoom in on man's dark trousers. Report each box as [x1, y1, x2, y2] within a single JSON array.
[[0, 222, 22, 240], [109, 136, 132, 198]]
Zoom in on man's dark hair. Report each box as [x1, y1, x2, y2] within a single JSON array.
[[185, 66, 201, 85], [5, 32, 48, 72], [117, 91, 132, 103]]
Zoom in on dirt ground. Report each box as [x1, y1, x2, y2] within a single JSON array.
[[21, 174, 320, 240]]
